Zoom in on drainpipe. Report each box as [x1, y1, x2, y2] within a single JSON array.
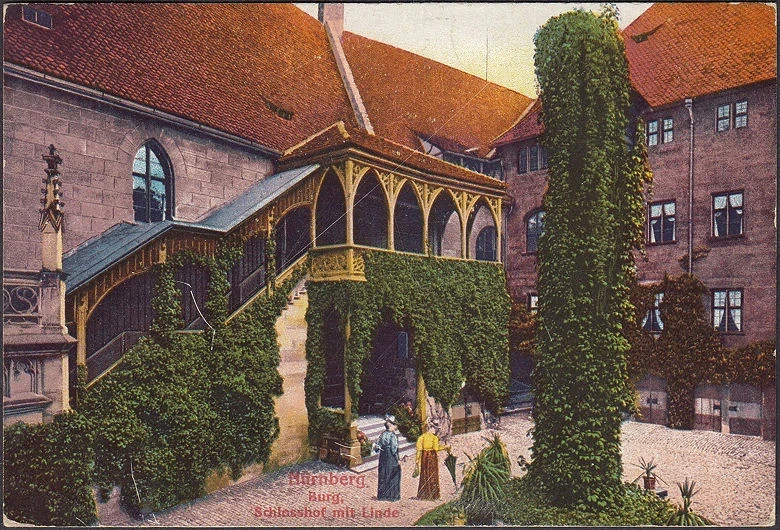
[[685, 98, 694, 275]]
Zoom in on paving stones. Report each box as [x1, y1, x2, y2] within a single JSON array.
[[101, 413, 774, 527]]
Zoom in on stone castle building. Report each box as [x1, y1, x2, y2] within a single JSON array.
[[3, 3, 776, 440]]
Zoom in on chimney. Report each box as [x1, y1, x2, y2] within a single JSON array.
[[318, 3, 343, 39]]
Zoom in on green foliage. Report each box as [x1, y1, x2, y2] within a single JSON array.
[[390, 402, 422, 443], [628, 277, 774, 427], [305, 251, 510, 444], [717, 340, 776, 388], [667, 478, 715, 526], [509, 296, 537, 359], [529, 8, 651, 509], [414, 501, 461, 526], [655, 274, 725, 429], [81, 247, 301, 516], [459, 434, 512, 525], [3, 412, 97, 526], [496, 478, 677, 526], [308, 407, 350, 443]]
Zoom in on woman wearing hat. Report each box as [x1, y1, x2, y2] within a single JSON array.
[[374, 414, 401, 501], [414, 420, 450, 500]]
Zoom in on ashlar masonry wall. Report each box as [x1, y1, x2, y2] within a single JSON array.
[[3, 75, 276, 272]]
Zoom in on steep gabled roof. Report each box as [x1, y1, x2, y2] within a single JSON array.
[[624, 2, 777, 108], [341, 32, 534, 158], [492, 99, 543, 146], [3, 3, 357, 152], [281, 122, 507, 191]]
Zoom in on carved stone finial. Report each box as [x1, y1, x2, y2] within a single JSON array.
[[40, 144, 64, 232]]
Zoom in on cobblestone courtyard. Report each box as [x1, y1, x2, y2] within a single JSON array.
[[98, 413, 775, 527]]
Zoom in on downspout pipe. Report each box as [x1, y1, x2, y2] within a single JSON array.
[[685, 98, 694, 275]]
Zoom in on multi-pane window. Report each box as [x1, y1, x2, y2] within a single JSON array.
[[712, 289, 743, 333], [717, 101, 748, 131], [529, 145, 539, 171], [518, 148, 528, 174], [717, 104, 731, 131], [648, 200, 676, 244], [647, 120, 659, 146], [662, 118, 674, 143], [528, 293, 538, 315], [540, 146, 548, 169], [734, 101, 748, 128], [642, 292, 664, 333], [647, 119, 672, 145], [475, 226, 497, 261], [22, 6, 52, 28], [712, 191, 743, 237], [133, 141, 172, 223], [526, 210, 545, 253]]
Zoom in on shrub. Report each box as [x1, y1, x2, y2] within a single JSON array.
[[458, 434, 512, 524], [390, 402, 421, 443], [497, 478, 677, 526], [3, 412, 97, 526]]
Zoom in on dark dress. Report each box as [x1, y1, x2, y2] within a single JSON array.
[[376, 428, 401, 501]]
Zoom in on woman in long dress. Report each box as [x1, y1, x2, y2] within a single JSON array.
[[415, 420, 450, 500], [374, 414, 401, 501]]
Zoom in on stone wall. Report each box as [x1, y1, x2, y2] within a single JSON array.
[[3, 75, 276, 272], [497, 82, 777, 347]]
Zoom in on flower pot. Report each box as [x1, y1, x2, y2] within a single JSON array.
[[643, 476, 657, 490]]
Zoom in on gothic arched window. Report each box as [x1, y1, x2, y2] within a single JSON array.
[[133, 141, 173, 222], [475, 226, 497, 261]]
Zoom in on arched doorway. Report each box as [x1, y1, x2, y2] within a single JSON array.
[[315, 170, 347, 246], [353, 172, 388, 248], [468, 201, 498, 261], [359, 320, 416, 416], [428, 192, 461, 257], [394, 183, 424, 254]]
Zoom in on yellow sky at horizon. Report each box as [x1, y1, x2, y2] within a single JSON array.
[[297, 3, 652, 97]]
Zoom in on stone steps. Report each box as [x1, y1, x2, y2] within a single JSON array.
[[351, 415, 416, 474]]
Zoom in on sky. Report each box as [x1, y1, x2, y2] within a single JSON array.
[[297, 3, 652, 97]]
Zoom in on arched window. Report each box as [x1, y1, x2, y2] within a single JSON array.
[[526, 210, 545, 253], [475, 226, 497, 261], [133, 141, 173, 222]]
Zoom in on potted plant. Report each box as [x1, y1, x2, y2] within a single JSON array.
[[632, 457, 665, 491]]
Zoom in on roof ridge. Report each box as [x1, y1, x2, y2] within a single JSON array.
[[342, 30, 529, 98], [283, 121, 350, 156]]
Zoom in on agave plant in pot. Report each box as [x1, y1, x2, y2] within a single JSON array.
[[632, 457, 666, 491]]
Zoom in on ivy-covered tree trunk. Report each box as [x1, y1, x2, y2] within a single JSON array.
[[528, 8, 651, 509]]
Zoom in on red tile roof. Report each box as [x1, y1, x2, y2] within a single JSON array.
[[280, 122, 507, 192], [341, 32, 534, 158], [492, 99, 543, 146], [3, 3, 357, 152], [624, 2, 777, 108]]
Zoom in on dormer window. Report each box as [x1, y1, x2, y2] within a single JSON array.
[[22, 6, 53, 29]]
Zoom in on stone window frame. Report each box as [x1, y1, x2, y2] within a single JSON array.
[[647, 119, 659, 146], [132, 140, 174, 223], [647, 199, 676, 244], [525, 209, 545, 254], [712, 288, 743, 334], [717, 100, 749, 132], [642, 291, 664, 333], [518, 147, 528, 174], [712, 190, 744, 238], [662, 117, 674, 143], [527, 293, 538, 315]]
